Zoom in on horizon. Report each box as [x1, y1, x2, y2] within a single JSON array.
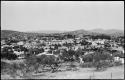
[[1, 1, 124, 32], [1, 28, 124, 32]]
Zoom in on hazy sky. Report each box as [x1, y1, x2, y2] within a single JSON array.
[[1, 1, 124, 32]]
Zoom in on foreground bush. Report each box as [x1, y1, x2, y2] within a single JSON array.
[[93, 60, 110, 70], [79, 62, 94, 68], [24, 54, 61, 73], [66, 62, 78, 71], [24, 54, 39, 73], [1, 53, 62, 79], [79, 60, 123, 70], [1, 61, 12, 75], [114, 61, 123, 66], [1, 61, 26, 78]]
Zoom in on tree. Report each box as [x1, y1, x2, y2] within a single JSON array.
[[67, 49, 75, 57], [75, 48, 84, 60], [80, 40, 89, 45], [82, 53, 94, 62], [113, 51, 124, 58], [93, 50, 113, 70], [59, 49, 70, 62], [24, 54, 61, 73], [1, 47, 18, 60], [67, 49, 75, 62], [104, 41, 111, 48]]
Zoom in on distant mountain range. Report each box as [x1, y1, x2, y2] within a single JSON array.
[[27, 30, 68, 34], [27, 29, 124, 34], [1, 30, 45, 39], [89, 29, 124, 34], [1, 30, 20, 39], [1, 29, 124, 39], [89, 29, 124, 37]]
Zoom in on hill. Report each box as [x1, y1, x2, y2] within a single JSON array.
[[61, 29, 111, 38], [1, 30, 20, 39], [1, 29, 124, 39], [27, 30, 68, 34], [89, 29, 124, 37], [1, 30, 46, 39]]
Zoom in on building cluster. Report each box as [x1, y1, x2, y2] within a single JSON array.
[[1, 35, 124, 63]]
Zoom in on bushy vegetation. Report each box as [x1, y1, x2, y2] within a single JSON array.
[[93, 50, 114, 70], [78, 49, 120, 70], [1, 54, 61, 78], [79, 62, 93, 68], [1, 61, 12, 75], [1, 61, 26, 78], [1, 47, 18, 60], [24, 54, 61, 73], [82, 53, 94, 62], [113, 61, 123, 66], [1, 30, 124, 79]]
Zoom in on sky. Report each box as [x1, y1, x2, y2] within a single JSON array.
[[1, 1, 124, 32]]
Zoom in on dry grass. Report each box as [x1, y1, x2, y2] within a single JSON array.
[[1, 60, 124, 79]]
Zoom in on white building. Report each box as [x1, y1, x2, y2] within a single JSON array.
[[114, 57, 124, 64], [17, 41, 24, 45]]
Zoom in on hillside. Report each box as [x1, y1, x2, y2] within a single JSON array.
[[1, 30, 46, 39], [27, 30, 68, 34], [1, 30, 20, 39], [63, 29, 101, 35], [1, 29, 124, 39], [89, 29, 124, 37]]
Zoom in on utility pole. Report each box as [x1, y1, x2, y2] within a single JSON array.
[[93, 71, 94, 79], [111, 72, 112, 79]]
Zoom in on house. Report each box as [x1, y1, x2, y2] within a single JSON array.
[[36, 48, 51, 56], [97, 39, 105, 44], [1, 40, 6, 45], [114, 56, 120, 61], [58, 46, 68, 50], [13, 51, 24, 56], [114, 57, 124, 64], [13, 50, 25, 59], [111, 47, 124, 54], [91, 42, 98, 46], [84, 51, 94, 55], [17, 41, 24, 45], [119, 58, 124, 64], [23, 42, 32, 48], [1, 45, 10, 48]]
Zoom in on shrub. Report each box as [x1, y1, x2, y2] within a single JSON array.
[[1, 52, 18, 60], [69, 62, 76, 68], [93, 50, 114, 70], [24, 54, 39, 73], [79, 62, 94, 68], [24, 54, 61, 73], [1, 61, 12, 74], [114, 61, 123, 66], [66, 62, 78, 71], [1, 61, 26, 78], [82, 54, 94, 62]]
